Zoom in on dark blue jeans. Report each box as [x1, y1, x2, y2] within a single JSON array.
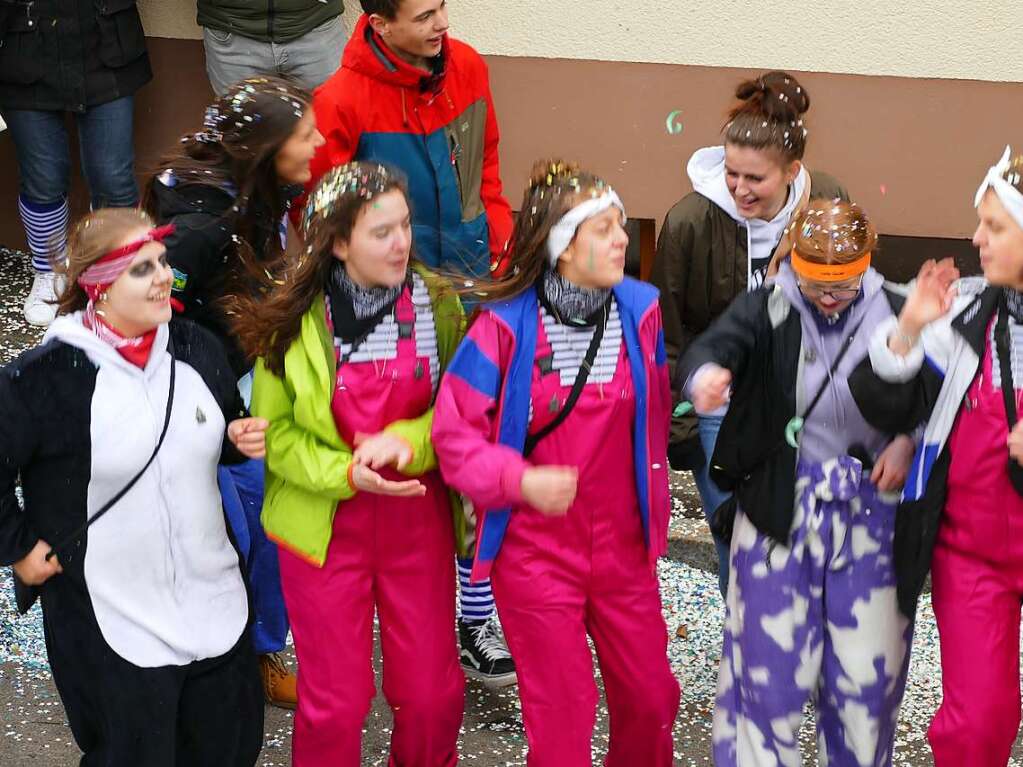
[[1, 96, 138, 208], [694, 413, 731, 596]]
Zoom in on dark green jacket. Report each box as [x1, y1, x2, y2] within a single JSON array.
[[652, 169, 848, 466], [197, 0, 343, 44]]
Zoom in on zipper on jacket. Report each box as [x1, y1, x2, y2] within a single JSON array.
[[449, 131, 464, 201], [267, 0, 275, 42]]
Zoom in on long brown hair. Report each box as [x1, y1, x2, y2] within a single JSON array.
[[788, 198, 877, 268], [724, 71, 810, 164], [141, 76, 311, 290], [54, 208, 156, 316], [230, 162, 410, 376], [459, 159, 611, 303]]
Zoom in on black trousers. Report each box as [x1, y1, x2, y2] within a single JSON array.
[[41, 578, 264, 767]]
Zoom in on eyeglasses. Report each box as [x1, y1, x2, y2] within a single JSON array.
[[797, 278, 862, 302]]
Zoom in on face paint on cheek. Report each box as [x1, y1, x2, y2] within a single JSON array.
[[588, 244, 595, 272]]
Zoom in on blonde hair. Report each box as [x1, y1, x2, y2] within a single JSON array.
[[55, 208, 154, 315]]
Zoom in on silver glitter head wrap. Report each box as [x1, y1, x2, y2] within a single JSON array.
[[192, 76, 307, 149], [302, 162, 402, 240], [975, 145, 1023, 232]]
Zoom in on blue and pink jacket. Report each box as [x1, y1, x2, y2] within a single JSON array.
[[432, 278, 672, 581]]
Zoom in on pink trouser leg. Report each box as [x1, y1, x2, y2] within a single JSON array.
[[278, 480, 464, 767], [278, 507, 375, 767], [928, 543, 1022, 766], [376, 487, 465, 767], [588, 570, 680, 767], [492, 574, 598, 767]]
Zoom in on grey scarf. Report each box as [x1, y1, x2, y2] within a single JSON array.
[[541, 269, 610, 325], [333, 262, 402, 320]]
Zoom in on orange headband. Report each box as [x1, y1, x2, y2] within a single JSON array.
[[790, 249, 871, 282]]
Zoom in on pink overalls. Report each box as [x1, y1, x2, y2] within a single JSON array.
[[929, 320, 1023, 765], [278, 287, 464, 767], [491, 312, 680, 766], [435, 300, 680, 766]]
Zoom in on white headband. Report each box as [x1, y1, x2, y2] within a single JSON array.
[[545, 191, 626, 267], [975, 145, 1023, 231]]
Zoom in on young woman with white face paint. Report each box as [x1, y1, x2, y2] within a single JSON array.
[[1, 208, 267, 765]]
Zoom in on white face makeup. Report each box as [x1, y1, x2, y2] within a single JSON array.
[[98, 229, 174, 336]]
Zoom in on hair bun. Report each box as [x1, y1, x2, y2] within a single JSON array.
[[732, 70, 809, 125]]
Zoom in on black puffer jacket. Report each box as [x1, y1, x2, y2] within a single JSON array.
[[0, 0, 151, 112], [149, 172, 288, 377]]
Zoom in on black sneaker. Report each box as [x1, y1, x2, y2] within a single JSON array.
[[459, 615, 517, 688]]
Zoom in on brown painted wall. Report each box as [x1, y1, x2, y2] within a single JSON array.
[[485, 56, 1022, 240], [1, 38, 1004, 273]]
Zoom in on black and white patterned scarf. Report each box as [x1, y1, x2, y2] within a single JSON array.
[[540, 269, 610, 326]]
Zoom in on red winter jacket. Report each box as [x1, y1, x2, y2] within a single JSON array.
[[301, 14, 513, 276]]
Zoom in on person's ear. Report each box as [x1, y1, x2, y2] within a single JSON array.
[[783, 160, 802, 185], [332, 236, 349, 263], [367, 13, 390, 37]]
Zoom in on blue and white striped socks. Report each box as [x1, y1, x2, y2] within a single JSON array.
[[457, 557, 496, 625], [18, 195, 68, 273]]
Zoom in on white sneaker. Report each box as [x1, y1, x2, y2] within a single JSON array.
[[23, 271, 59, 327]]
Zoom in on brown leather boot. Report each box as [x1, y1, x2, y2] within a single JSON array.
[[259, 652, 298, 710]]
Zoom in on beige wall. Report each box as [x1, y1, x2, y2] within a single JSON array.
[[140, 0, 1023, 82]]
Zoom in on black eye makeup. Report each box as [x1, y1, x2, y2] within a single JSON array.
[[128, 253, 168, 278]]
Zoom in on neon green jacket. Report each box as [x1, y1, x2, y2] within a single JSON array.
[[252, 265, 465, 566]]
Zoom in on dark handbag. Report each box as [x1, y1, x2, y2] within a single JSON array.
[[994, 304, 1023, 496], [12, 339, 177, 614]]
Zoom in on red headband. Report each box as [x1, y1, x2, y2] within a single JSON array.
[[77, 224, 175, 289]]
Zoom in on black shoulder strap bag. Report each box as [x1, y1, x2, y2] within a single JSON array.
[[994, 302, 1023, 497], [13, 338, 178, 614], [524, 297, 612, 458]]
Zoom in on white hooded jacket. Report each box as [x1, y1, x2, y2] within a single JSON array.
[[687, 145, 809, 290]]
